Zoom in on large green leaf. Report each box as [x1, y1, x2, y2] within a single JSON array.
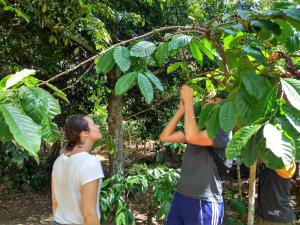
[[44, 82, 69, 104], [194, 39, 214, 60], [275, 19, 293, 43], [263, 123, 295, 167], [155, 43, 169, 66], [19, 86, 61, 123], [168, 34, 192, 50], [250, 19, 281, 35], [285, 35, 300, 53], [113, 46, 131, 72], [219, 101, 236, 133], [189, 40, 203, 66], [0, 111, 13, 142], [95, 50, 115, 74], [130, 41, 156, 57], [282, 104, 300, 133], [115, 72, 138, 95], [41, 117, 61, 143], [281, 78, 300, 110], [138, 73, 153, 104], [198, 103, 216, 130], [243, 46, 266, 65], [1, 104, 41, 160], [5, 69, 36, 89], [167, 62, 182, 74], [240, 70, 267, 99], [274, 117, 300, 163], [206, 106, 220, 139], [144, 71, 163, 92], [241, 134, 260, 167], [225, 125, 261, 160], [234, 90, 254, 126], [259, 145, 285, 170], [255, 84, 278, 118]]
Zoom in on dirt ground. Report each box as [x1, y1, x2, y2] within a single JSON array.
[[1, 147, 300, 225]]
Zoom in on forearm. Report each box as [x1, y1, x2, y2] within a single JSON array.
[[184, 99, 200, 140], [84, 215, 100, 225], [160, 110, 184, 141]]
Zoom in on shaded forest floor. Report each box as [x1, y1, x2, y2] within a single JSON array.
[[1, 145, 300, 225]]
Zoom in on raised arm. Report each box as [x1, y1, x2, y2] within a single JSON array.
[[180, 85, 213, 146], [160, 99, 186, 143]]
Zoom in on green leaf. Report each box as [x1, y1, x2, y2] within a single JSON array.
[[1, 104, 41, 160], [286, 35, 300, 53], [240, 70, 267, 99], [198, 103, 216, 130], [130, 41, 156, 57], [113, 46, 131, 72], [168, 34, 192, 50], [275, 19, 293, 42], [250, 19, 281, 35], [189, 40, 203, 66], [155, 42, 169, 66], [255, 84, 278, 118], [206, 106, 220, 139], [196, 39, 214, 60], [219, 101, 236, 133], [237, 9, 252, 20], [243, 46, 266, 65], [281, 78, 300, 110], [19, 86, 61, 123], [115, 72, 138, 95], [138, 73, 153, 104], [282, 104, 300, 133], [225, 125, 261, 160], [0, 111, 13, 142], [230, 198, 247, 215], [259, 145, 285, 170], [241, 134, 260, 167], [167, 62, 181, 74], [144, 71, 163, 92], [5, 69, 36, 89], [234, 90, 254, 126], [41, 117, 61, 142], [95, 50, 115, 74], [263, 123, 295, 167], [44, 82, 69, 103]]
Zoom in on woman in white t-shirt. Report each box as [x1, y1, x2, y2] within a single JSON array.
[[52, 114, 104, 225]]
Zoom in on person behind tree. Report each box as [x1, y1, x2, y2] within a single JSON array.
[[256, 160, 296, 225], [160, 85, 231, 225], [51, 114, 104, 225]]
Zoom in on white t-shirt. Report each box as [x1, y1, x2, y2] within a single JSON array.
[[52, 152, 104, 224]]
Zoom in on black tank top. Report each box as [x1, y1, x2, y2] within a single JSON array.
[[257, 166, 295, 222]]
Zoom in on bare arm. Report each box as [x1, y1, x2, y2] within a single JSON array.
[[81, 179, 101, 225], [160, 100, 186, 143], [51, 177, 57, 216], [181, 85, 213, 146]]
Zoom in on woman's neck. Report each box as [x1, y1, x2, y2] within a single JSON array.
[[68, 141, 93, 156]]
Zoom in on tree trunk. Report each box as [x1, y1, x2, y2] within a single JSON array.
[[107, 71, 124, 175], [237, 164, 242, 199], [247, 160, 257, 225]]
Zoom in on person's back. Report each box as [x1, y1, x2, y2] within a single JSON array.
[[52, 152, 103, 224], [51, 114, 104, 225], [257, 165, 295, 225]]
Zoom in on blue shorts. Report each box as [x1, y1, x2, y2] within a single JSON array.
[[166, 192, 224, 225]]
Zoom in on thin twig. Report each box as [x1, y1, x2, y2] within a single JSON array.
[[61, 63, 94, 91], [124, 94, 176, 120]]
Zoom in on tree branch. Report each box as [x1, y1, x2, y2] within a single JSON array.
[[40, 25, 206, 86]]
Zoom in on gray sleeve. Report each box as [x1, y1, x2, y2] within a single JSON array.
[[213, 129, 232, 148]]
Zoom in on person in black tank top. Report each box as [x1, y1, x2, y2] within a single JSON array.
[[256, 164, 296, 225]]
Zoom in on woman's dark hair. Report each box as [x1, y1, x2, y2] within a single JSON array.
[[64, 114, 89, 151]]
